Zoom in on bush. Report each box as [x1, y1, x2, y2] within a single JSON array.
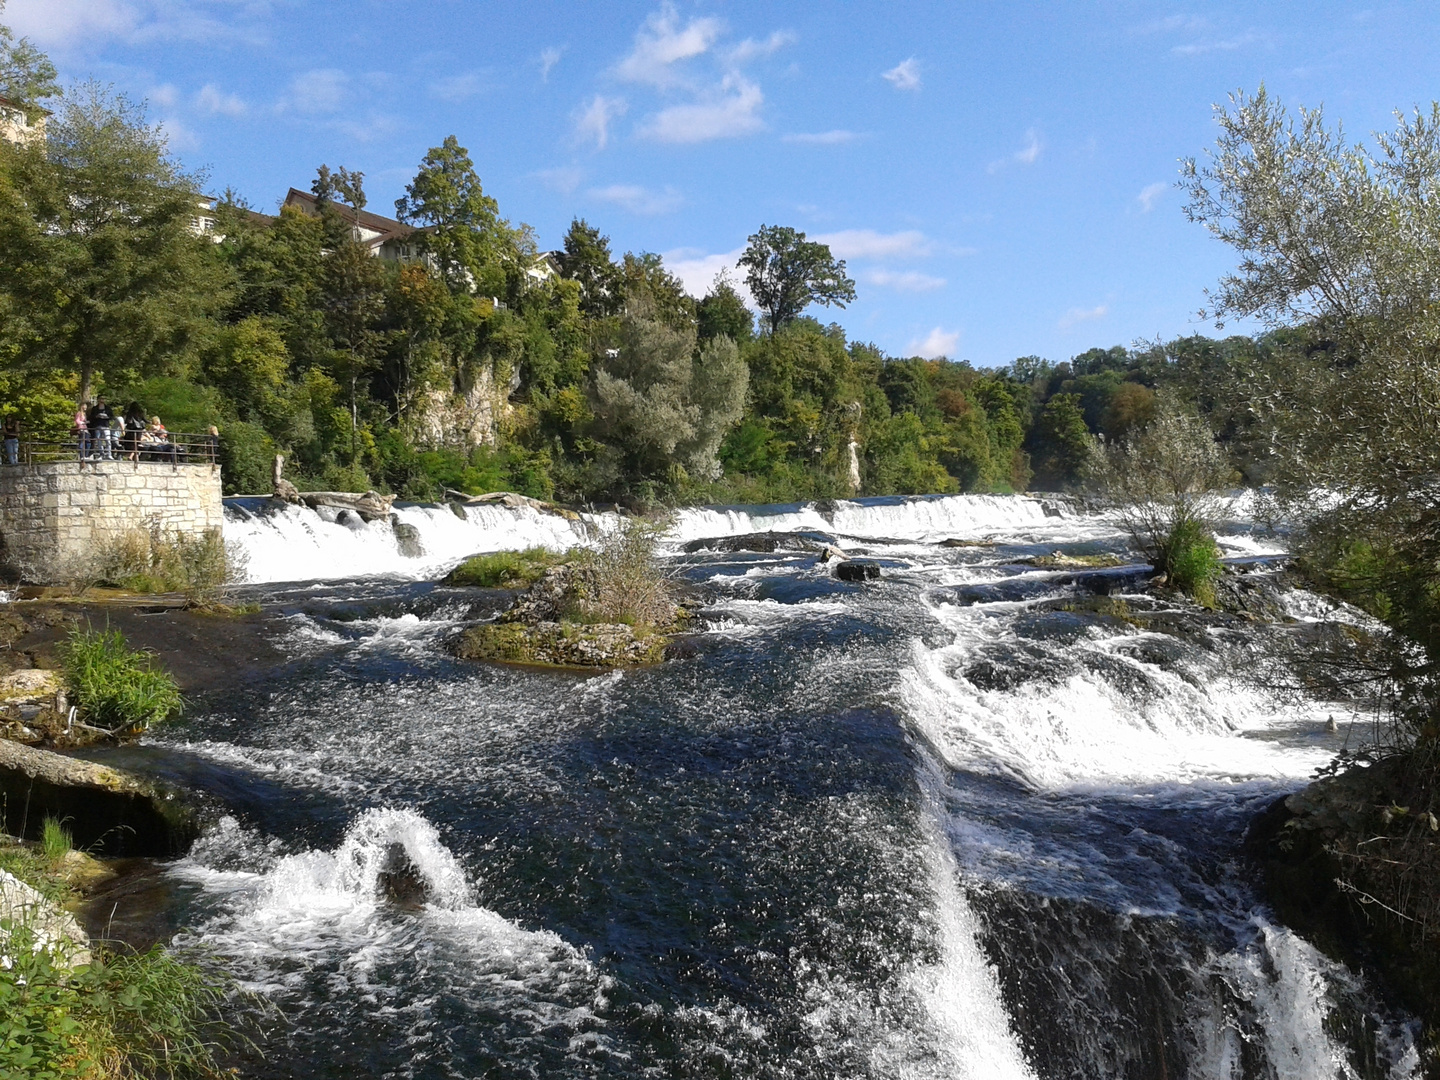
[[60, 626, 181, 735], [1162, 519, 1223, 605], [568, 519, 677, 628], [40, 817, 72, 861], [443, 547, 563, 588], [90, 525, 245, 607]]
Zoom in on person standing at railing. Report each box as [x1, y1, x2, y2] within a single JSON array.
[[206, 425, 220, 464], [90, 397, 114, 460], [2, 416, 17, 466], [72, 404, 89, 460], [123, 402, 145, 462]]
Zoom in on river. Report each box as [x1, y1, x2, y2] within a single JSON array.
[[106, 494, 1421, 1078]]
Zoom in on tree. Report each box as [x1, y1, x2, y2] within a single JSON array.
[[738, 225, 855, 334], [697, 272, 753, 344], [557, 218, 622, 319], [1183, 88, 1440, 656], [1086, 394, 1234, 594], [395, 136, 517, 292], [0, 4, 58, 117], [0, 82, 227, 406], [1028, 394, 1091, 490]]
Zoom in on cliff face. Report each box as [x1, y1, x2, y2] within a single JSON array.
[[1250, 753, 1440, 1067]]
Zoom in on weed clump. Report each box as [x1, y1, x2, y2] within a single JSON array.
[[60, 626, 181, 735]]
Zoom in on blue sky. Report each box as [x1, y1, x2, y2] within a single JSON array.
[[11, 1, 1440, 366]]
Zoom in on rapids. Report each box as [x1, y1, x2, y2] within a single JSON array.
[[88, 494, 1415, 1077]]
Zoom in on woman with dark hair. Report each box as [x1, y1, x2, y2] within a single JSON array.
[[123, 402, 145, 462]]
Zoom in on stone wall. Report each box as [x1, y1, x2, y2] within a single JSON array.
[[0, 461, 223, 584]]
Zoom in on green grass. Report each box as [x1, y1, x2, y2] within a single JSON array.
[[40, 818, 72, 861], [443, 547, 564, 588], [88, 526, 244, 608], [60, 626, 182, 735]]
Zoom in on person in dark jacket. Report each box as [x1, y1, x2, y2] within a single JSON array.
[[2, 416, 17, 466], [90, 397, 114, 460], [123, 403, 145, 461]]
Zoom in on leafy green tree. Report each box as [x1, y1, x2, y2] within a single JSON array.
[[1028, 393, 1091, 490], [738, 225, 855, 334], [395, 136, 522, 294], [0, 82, 228, 406], [0, 4, 58, 117], [697, 272, 753, 344], [557, 218, 622, 319]]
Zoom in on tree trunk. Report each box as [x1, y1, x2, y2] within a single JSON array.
[[78, 357, 94, 407]]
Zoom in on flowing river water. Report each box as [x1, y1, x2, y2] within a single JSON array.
[[99, 494, 1422, 1078]]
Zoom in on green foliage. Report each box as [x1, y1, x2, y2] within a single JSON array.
[[89, 526, 242, 606], [1161, 519, 1223, 604], [1029, 393, 1092, 490], [443, 547, 562, 588], [739, 225, 856, 334], [60, 626, 182, 734], [39, 818, 71, 860], [568, 519, 676, 628]]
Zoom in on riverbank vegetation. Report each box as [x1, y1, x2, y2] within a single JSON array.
[[1176, 86, 1440, 1047], [85, 526, 245, 609], [60, 626, 181, 736], [1, 831, 232, 1079]]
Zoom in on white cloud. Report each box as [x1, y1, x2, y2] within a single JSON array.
[[1058, 304, 1109, 329], [726, 30, 795, 65], [158, 115, 197, 152], [1172, 31, 1258, 55], [536, 166, 584, 194], [539, 46, 563, 81], [615, 3, 724, 88], [430, 72, 491, 102], [573, 95, 627, 150], [7, 0, 264, 49], [814, 228, 933, 260], [882, 57, 921, 91], [783, 129, 859, 145], [863, 269, 945, 292], [662, 246, 751, 302], [640, 75, 764, 143], [908, 327, 959, 358], [197, 83, 246, 117], [1137, 181, 1167, 213], [286, 69, 349, 115], [588, 183, 683, 215], [149, 82, 179, 108], [987, 129, 1043, 173], [1134, 14, 1209, 35]]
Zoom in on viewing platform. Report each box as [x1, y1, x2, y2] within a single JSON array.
[[0, 437, 222, 584]]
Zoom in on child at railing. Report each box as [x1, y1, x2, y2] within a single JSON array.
[[2, 416, 17, 465], [72, 405, 88, 460]]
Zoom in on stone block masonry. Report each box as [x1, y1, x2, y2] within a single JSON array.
[[0, 461, 223, 584]]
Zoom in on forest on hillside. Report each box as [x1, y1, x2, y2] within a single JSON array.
[[0, 24, 1297, 507]]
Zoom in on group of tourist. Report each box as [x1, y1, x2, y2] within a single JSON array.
[[0, 402, 219, 466], [70, 399, 183, 463]]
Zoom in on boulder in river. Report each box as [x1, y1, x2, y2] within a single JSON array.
[[376, 842, 429, 908], [833, 560, 881, 582]]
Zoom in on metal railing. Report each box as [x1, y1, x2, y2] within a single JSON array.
[[3, 432, 219, 466]]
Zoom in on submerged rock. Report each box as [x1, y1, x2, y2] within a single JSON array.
[[376, 842, 429, 908], [392, 519, 424, 558], [682, 531, 835, 555]]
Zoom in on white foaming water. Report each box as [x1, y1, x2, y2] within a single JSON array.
[[225, 498, 600, 584], [902, 598, 1331, 791], [173, 808, 600, 1013]]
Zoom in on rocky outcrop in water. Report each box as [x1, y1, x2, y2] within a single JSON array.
[[453, 563, 679, 669], [0, 740, 198, 856]]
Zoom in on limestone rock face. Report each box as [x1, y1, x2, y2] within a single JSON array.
[[0, 868, 91, 969]]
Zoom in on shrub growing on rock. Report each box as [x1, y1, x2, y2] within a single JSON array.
[[87, 525, 246, 608], [442, 547, 563, 589]]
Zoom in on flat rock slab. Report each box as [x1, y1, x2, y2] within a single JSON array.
[[0, 739, 198, 856]]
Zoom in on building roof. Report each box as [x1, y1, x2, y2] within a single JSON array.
[[283, 188, 417, 246], [0, 94, 50, 118]]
